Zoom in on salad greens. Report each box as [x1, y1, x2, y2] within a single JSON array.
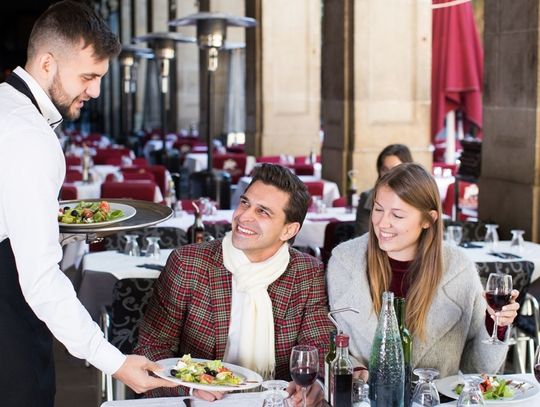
[[58, 201, 123, 224], [454, 375, 515, 400], [170, 354, 243, 386]]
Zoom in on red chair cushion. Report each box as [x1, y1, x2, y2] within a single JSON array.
[[100, 181, 156, 202]]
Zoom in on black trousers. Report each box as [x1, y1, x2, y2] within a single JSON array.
[[0, 239, 55, 407]]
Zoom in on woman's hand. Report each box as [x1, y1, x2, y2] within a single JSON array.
[[484, 289, 520, 326]]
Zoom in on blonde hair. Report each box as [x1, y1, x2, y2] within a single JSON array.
[[366, 163, 444, 340]]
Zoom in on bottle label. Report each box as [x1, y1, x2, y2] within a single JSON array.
[[194, 231, 205, 243]]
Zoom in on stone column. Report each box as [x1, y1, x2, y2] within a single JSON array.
[[246, 0, 322, 157], [481, 1, 540, 241], [322, 0, 432, 192]]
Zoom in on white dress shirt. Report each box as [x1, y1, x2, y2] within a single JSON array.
[[0, 67, 125, 375]]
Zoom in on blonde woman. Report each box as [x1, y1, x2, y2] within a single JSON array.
[[327, 163, 519, 379]]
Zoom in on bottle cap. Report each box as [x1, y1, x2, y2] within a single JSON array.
[[335, 334, 349, 347]]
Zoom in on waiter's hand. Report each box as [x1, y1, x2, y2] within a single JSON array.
[[113, 355, 179, 393], [286, 381, 324, 406]]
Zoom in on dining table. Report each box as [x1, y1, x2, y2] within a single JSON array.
[[98, 374, 540, 406]]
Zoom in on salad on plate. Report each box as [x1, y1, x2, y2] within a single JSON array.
[[170, 354, 244, 386], [58, 200, 124, 224], [454, 374, 524, 400]]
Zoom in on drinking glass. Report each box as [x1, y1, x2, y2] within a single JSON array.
[[123, 234, 140, 256], [447, 225, 463, 246], [411, 368, 440, 406], [483, 273, 512, 345], [484, 224, 499, 251], [510, 229, 525, 254], [261, 380, 289, 407], [289, 345, 319, 407], [145, 237, 161, 260], [457, 375, 485, 406]]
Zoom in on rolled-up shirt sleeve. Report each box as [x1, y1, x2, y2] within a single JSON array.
[[0, 126, 125, 375]]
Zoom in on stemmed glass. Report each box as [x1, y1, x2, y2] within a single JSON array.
[[411, 368, 440, 406], [145, 237, 161, 260], [457, 374, 485, 406], [483, 273, 512, 345], [261, 380, 289, 407], [289, 345, 319, 407], [123, 234, 140, 256], [484, 224, 499, 251], [446, 225, 463, 246]]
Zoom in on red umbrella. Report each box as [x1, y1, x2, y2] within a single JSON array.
[[431, 0, 483, 143]]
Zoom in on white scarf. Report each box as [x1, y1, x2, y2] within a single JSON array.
[[222, 232, 290, 379]]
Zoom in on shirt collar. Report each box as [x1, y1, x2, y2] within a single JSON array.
[[13, 66, 63, 130]]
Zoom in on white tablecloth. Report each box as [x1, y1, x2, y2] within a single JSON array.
[[102, 393, 267, 407], [183, 153, 256, 176], [231, 176, 341, 208], [460, 240, 540, 283]]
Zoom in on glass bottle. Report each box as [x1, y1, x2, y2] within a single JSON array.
[[369, 291, 405, 407], [395, 297, 412, 407], [324, 331, 337, 404], [331, 334, 353, 407], [189, 208, 205, 244]]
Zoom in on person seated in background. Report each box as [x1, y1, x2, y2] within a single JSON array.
[[355, 144, 413, 237], [135, 163, 333, 406], [328, 163, 519, 379]]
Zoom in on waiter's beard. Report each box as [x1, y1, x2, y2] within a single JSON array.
[[49, 73, 81, 121]]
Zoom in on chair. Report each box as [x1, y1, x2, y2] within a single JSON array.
[[60, 184, 77, 200], [256, 155, 282, 164], [146, 165, 168, 196], [290, 163, 315, 176], [442, 181, 478, 221], [132, 157, 149, 167], [212, 153, 247, 184], [332, 196, 347, 208], [475, 261, 540, 373], [122, 171, 156, 183], [65, 169, 83, 182], [304, 181, 324, 199], [99, 278, 156, 401], [65, 155, 81, 166], [312, 220, 356, 265], [100, 181, 157, 202]]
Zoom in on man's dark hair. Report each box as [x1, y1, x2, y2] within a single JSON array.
[[246, 163, 310, 228], [27, 0, 121, 61]]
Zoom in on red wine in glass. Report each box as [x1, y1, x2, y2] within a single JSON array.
[[485, 291, 512, 311], [290, 367, 318, 387]]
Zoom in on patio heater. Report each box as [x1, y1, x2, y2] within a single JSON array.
[[118, 45, 153, 144], [132, 32, 195, 163], [169, 12, 256, 208]]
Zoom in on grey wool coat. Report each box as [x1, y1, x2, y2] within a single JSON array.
[[327, 234, 508, 378]]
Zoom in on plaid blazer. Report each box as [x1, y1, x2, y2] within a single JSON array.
[[135, 239, 333, 397]]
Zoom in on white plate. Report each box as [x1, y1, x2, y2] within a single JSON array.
[[155, 357, 263, 392], [436, 375, 540, 403], [59, 202, 136, 228]]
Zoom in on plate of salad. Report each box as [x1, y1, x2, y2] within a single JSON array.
[[58, 201, 136, 227], [436, 374, 539, 403], [155, 355, 263, 391]]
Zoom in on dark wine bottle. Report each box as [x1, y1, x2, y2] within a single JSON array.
[[395, 297, 412, 407], [189, 208, 205, 244], [324, 331, 337, 404], [331, 334, 353, 407]]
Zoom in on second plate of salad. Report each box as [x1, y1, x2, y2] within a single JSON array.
[[58, 201, 136, 228], [436, 374, 539, 403], [155, 355, 263, 392]]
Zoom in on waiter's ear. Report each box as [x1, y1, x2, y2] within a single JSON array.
[[38, 52, 57, 81]]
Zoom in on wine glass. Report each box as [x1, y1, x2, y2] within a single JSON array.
[[290, 345, 319, 407], [123, 234, 140, 256], [261, 380, 289, 407], [145, 236, 161, 260], [483, 273, 512, 345], [457, 375, 485, 406], [484, 224, 499, 251], [411, 368, 440, 406], [510, 229, 525, 254]]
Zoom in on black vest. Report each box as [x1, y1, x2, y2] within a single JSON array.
[[0, 72, 55, 406]]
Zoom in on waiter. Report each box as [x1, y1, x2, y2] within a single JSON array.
[[0, 2, 176, 406]]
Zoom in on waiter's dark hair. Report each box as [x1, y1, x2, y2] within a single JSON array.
[[246, 163, 310, 228], [27, 0, 121, 61]]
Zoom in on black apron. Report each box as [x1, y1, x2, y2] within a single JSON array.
[[0, 72, 55, 406]]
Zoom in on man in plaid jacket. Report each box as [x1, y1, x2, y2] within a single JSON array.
[[135, 164, 333, 405]]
